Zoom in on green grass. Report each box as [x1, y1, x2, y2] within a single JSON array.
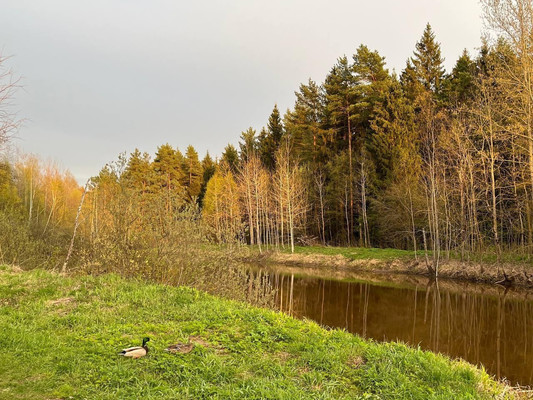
[[283, 244, 533, 267], [0, 266, 510, 399], [282, 245, 418, 261], [447, 248, 533, 265]]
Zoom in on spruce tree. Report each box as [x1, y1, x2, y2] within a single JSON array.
[[324, 56, 359, 244], [221, 144, 239, 173], [285, 79, 328, 164], [239, 127, 258, 162], [401, 23, 446, 100], [198, 152, 216, 207], [443, 49, 476, 105], [324, 56, 358, 152], [400, 24, 447, 272], [268, 104, 284, 146], [258, 127, 273, 169], [258, 105, 285, 169], [201, 152, 216, 184], [369, 77, 419, 185]]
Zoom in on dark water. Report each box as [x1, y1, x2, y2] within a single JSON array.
[[262, 268, 533, 387]]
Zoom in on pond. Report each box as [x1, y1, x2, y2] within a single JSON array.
[[258, 265, 533, 387]]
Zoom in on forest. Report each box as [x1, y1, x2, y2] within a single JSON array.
[[2, 1, 533, 277], [2, 2, 533, 397]]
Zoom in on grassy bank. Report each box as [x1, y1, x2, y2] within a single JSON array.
[[254, 245, 533, 288], [281, 245, 417, 261], [0, 266, 513, 399]]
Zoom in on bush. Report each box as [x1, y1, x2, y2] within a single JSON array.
[[0, 211, 51, 268]]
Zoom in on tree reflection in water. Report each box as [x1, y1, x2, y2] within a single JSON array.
[[266, 270, 533, 386]]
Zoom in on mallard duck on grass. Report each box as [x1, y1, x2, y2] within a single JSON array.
[[119, 337, 150, 359]]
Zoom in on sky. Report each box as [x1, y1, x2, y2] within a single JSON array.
[[0, 0, 483, 183]]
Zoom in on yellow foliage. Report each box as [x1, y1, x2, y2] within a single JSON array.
[[203, 168, 242, 242]]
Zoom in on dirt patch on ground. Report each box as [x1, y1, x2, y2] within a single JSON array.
[[297, 365, 310, 375], [46, 297, 77, 316], [189, 336, 210, 347], [272, 351, 292, 362], [188, 335, 230, 355], [0, 298, 18, 307], [46, 297, 75, 307], [347, 355, 366, 369], [237, 371, 254, 380], [6, 265, 23, 273]]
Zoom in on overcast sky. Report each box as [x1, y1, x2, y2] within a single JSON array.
[[1, 0, 483, 183]]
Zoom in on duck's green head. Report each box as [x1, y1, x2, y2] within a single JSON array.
[[142, 337, 150, 346]]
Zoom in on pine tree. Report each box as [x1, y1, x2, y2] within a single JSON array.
[[324, 56, 359, 152], [123, 149, 152, 192], [352, 45, 390, 124], [351, 45, 390, 247], [182, 145, 203, 200], [152, 143, 183, 192], [325, 150, 352, 245]]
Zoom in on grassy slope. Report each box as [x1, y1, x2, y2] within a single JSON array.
[[0, 266, 511, 400], [281, 245, 533, 267], [282, 245, 417, 261]]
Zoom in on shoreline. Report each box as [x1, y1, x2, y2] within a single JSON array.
[[249, 250, 533, 289], [0, 265, 517, 399]]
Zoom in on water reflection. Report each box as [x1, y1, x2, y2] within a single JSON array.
[[268, 270, 533, 386]]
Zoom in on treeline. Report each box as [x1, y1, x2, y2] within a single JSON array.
[[3, 0, 533, 276], [0, 152, 271, 301], [0, 155, 82, 266], [86, 1, 533, 273]]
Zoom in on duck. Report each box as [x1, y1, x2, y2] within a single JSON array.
[[119, 337, 150, 359], [165, 341, 194, 354]]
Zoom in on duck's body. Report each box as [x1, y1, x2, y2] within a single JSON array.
[[119, 337, 150, 359]]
